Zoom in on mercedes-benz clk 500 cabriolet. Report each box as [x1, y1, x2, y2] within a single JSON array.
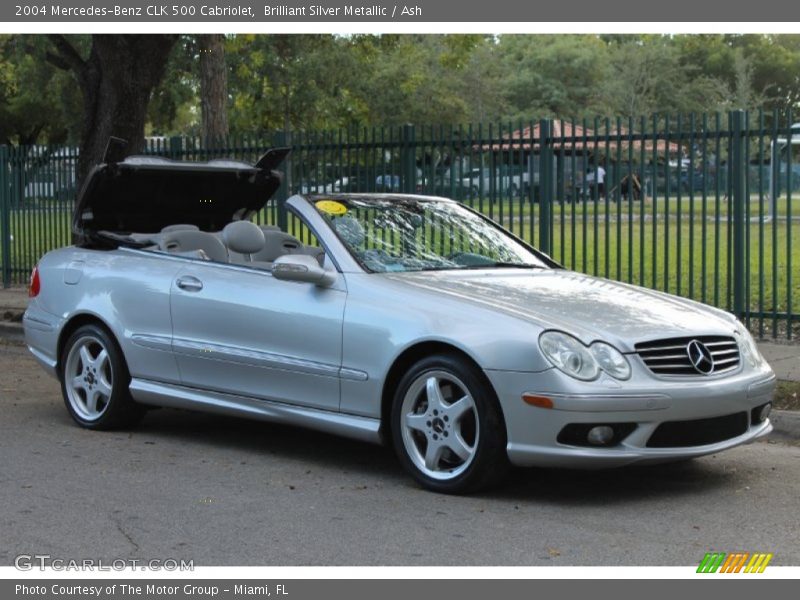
[[23, 150, 775, 493]]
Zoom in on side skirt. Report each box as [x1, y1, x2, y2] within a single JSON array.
[[129, 378, 382, 445]]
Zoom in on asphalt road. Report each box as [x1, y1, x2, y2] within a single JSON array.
[[1, 339, 799, 566]]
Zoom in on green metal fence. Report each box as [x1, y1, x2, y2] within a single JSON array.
[[1, 110, 798, 339]]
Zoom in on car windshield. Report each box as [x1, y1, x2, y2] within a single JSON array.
[[312, 196, 549, 273]]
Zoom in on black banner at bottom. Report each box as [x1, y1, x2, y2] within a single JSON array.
[[2, 579, 796, 600]]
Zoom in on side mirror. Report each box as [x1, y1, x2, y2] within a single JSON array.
[[272, 254, 336, 287]]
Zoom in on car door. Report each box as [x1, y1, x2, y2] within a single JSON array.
[[169, 260, 346, 411]]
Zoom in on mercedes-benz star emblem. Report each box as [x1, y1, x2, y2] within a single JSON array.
[[686, 340, 715, 374]]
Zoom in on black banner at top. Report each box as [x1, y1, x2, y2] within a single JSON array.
[[3, 0, 800, 22]]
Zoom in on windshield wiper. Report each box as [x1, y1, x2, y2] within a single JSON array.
[[460, 262, 546, 269]]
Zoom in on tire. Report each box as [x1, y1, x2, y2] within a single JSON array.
[[390, 354, 509, 494], [59, 324, 145, 430]]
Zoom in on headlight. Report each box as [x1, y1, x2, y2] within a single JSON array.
[[735, 326, 763, 368], [539, 331, 600, 380], [589, 342, 632, 380], [539, 332, 631, 381]]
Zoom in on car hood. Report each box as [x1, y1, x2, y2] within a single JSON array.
[[383, 268, 738, 351], [73, 148, 289, 237]]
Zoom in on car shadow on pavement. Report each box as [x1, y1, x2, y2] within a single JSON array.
[[493, 458, 749, 505], [134, 406, 751, 503], [134, 406, 404, 481]]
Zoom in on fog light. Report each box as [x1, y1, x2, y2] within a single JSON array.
[[557, 422, 636, 447], [587, 425, 615, 446], [758, 403, 772, 423]]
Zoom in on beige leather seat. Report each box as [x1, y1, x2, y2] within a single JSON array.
[[254, 231, 305, 262]]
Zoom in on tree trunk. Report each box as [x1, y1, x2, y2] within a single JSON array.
[[47, 35, 178, 195], [198, 34, 229, 147]]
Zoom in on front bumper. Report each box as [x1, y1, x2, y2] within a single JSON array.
[[485, 364, 776, 468]]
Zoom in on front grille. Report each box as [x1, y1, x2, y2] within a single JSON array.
[[646, 412, 749, 447], [635, 335, 740, 376]]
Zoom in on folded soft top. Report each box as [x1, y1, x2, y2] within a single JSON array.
[[73, 149, 289, 242]]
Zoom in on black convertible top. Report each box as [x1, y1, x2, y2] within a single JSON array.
[[73, 148, 289, 244]]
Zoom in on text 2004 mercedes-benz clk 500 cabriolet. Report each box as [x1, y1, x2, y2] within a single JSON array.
[[23, 150, 775, 493]]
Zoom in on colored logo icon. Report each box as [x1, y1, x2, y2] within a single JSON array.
[[697, 552, 773, 573]]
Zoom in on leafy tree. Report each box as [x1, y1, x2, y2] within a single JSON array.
[[0, 35, 82, 146], [46, 34, 178, 190], [597, 36, 726, 118], [675, 34, 800, 112], [497, 35, 609, 119], [458, 36, 508, 123], [6, 32, 800, 154], [146, 36, 197, 136], [226, 34, 358, 132]]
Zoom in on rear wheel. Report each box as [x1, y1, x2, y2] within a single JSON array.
[[60, 324, 145, 430], [390, 354, 509, 494]]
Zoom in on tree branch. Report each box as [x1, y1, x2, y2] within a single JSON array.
[[46, 34, 86, 74], [44, 51, 70, 71]]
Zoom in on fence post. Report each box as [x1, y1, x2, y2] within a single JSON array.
[[401, 124, 417, 194], [274, 130, 290, 231], [538, 119, 553, 255], [731, 110, 746, 318], [0, 145, 10, 288], [168, 135, 183, 160]]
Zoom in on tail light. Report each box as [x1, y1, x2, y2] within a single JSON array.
[[29, 265, 40, 298]]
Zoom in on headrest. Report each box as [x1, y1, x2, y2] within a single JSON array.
[[161, 223, 200, 233], [221, 221, 266, 255]]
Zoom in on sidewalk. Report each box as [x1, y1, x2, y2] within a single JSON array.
[[0, 286, 26, 341], [1, 285, 799, 381]]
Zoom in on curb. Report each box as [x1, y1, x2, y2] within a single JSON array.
[[0, 321, 797, 441], [0, 321, 23, 343]]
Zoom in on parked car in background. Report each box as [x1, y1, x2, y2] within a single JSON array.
[[679, 169, 710, 193], [24, 151, 775, 494], [297, 180, 336, 195], [461, 167, 529, 197], [332, 172, 396, 193], [375, 174, 402, 192], [417, 170, 474, 199]]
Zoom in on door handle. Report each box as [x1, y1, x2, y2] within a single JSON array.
[[176, 276, 203, 292]]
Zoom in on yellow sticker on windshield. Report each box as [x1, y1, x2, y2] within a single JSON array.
[[315, 200, 348, 216]]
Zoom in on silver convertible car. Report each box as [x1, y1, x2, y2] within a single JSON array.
[[24, 152, 776, 493]]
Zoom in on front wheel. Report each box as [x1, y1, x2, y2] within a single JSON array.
[[390, 355, 509, 494], [60, 324, 145, 430]]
